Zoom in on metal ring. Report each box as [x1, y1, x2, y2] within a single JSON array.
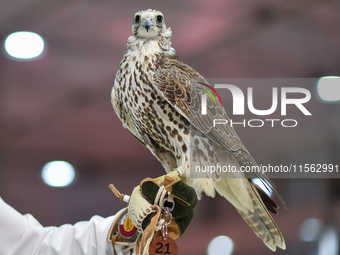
[[161, 198, 175, 212], [163, 212, 172, 225], [162, 224, 168, 240]]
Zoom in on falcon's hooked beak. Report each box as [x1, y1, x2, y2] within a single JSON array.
[[142, 17, 155, 32]]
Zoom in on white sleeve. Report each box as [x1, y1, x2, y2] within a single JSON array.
[[0, 197, 129, 255]]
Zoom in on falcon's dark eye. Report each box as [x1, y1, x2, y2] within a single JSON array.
[[135, 15, 140, 23], [157, 15, 163, 23]]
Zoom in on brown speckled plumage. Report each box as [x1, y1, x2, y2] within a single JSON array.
[[111, 9, 285, 251]]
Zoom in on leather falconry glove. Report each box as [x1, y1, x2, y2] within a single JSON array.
[[108, 175, 197, 255]]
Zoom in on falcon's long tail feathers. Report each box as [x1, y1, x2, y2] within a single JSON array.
[[238, 181, 286, 251], [214, 177, 285, 251]]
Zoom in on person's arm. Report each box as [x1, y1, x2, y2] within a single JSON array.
[[0, 197, 127, 255]]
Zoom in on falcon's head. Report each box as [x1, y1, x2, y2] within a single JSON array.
[[132, 9, 167, 39]]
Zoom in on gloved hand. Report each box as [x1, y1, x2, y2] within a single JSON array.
[[128, 175, 197, 240], [108, 175, 197, 255]]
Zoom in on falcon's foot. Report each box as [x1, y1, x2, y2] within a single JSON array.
[[154, 169, 183, 185]]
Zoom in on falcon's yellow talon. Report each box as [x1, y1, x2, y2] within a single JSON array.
[[167, 170, 181, 180], [154, 170, 182, 185], [154, 175, 166, 185]]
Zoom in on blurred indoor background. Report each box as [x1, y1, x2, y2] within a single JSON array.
[[0, 0, 340, 254]]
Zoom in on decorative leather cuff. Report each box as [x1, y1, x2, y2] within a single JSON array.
[[107, 208, 138, 246]]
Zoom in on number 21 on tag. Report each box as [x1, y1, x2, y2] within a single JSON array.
[[150, 236, 178, 255]]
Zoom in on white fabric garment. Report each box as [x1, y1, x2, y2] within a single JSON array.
[[0, 197, 131, 255]]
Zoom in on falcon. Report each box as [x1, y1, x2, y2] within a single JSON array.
[[111, 9, 286, 251]]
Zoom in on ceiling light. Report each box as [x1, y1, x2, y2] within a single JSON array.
[[319, 226, 339, 255], [4, 31, 45, 60], [317, 76, 340, 102], [299, 218, 323, 242], [41, 161, 76, 187], [207, 235, 234, 255]]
